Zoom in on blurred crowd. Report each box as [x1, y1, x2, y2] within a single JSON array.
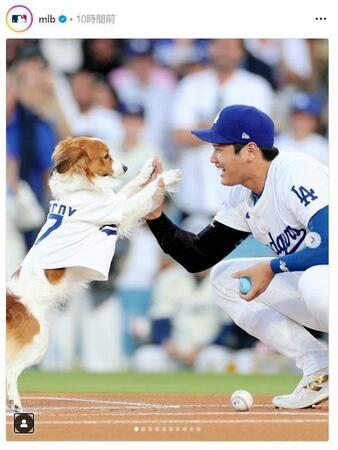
[[6, 38, 328, 374]]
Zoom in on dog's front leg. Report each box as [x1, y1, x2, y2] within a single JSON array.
[[119, 178, 162, 237], [119, 158, 155, 199], [119, 169, 182, 237], [118, 178, 143, 200]]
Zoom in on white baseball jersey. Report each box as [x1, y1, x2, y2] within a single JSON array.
[[22, 175, 126, 281], [214, 152, 328, 256]]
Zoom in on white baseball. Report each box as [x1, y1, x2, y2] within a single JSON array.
[[230, 390, 253, 411]]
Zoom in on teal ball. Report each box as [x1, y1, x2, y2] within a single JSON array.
[[239, 277, 251, 294]]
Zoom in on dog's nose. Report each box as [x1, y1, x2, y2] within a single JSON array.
[[123, 164, 128, 173]]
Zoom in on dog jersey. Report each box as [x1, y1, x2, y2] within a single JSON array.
[[214, 152, 328, 257], [22, 189, 126, 281]]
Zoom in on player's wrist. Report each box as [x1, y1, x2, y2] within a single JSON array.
[[146, 209, 163, 220], [270, 258, 282, 274]]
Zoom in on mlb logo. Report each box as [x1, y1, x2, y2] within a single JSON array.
[[12, 14, 27, 23], [6, 5, 33, 32]]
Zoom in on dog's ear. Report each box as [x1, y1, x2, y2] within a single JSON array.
[[52, 137, 91, 176], [53, 137, 78, 173]]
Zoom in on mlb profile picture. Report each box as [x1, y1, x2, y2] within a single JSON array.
[[6, 5, 33, 32]]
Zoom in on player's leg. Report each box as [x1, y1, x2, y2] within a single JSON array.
[[210, 258, 328, 408], [298, 265, 328, 332], [211, 258, 328, 372], [270, 264, 329, 408]]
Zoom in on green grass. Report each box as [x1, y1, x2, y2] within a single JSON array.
[[18, 370, 300, 395]]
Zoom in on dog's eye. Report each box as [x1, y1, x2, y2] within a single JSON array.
[[104, 154, 110, 160]]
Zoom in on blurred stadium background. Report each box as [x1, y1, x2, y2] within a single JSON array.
[[6, 39, 328, 389]]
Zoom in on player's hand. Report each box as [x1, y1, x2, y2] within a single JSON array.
[[150, 156, 164, 181], [146, 157, 165, 220], [151, 176, 165, 208], [232, 262, 275, 301]]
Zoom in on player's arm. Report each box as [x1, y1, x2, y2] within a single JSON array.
[[270, 206, 328, 274], [147, 213, 250, 273]]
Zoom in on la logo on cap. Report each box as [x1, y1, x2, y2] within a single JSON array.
[[242, 132, 250, 139]]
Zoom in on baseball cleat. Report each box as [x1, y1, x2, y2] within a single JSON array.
[[272, 370, 328, 409]]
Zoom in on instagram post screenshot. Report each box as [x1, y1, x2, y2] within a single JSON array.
[[1, 0, 336, 446]]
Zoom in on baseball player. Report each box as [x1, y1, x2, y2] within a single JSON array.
[[147, 105, 328, 409]]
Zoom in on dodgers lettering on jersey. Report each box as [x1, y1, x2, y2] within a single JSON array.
[[268, 227, 307, 255], [213, 152, 328, 257]]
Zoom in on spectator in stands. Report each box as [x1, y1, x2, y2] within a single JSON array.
[[9, 44, 71, 139], [109, 39, 177, 149], [6, 156, 45, 277], [6, 68, 56, 208], [6, 65, 56, 246], [92, 75, 120, 111], [112, 103, 165, 183], [6, 39, 37, 68], [244, 39, 314, 91], [153, 39, 209, 78], [66, 70, 123, 146], [82, 39, 124, 76], [40, 39, 84, 74], [275, 92, 328, 166], [242, 46, 276, 90]]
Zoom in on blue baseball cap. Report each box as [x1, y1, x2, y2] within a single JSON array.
[[191, 105, 275, 148], [291, 93, 322, 117]]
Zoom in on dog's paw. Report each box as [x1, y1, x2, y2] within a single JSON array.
[[138, 158, 155, 183], [161, 169, 182, 192]]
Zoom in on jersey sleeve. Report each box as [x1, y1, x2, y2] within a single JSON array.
[[213, 186, 251, 232], [281, 156, 328, 227]]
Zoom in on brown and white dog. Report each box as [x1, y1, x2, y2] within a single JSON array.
[[6, 136, 181, 412]]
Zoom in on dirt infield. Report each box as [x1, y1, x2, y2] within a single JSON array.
[[6, 392, 328, 441]]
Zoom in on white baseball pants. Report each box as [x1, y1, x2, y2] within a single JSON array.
[[211, 258, 328, 375]]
